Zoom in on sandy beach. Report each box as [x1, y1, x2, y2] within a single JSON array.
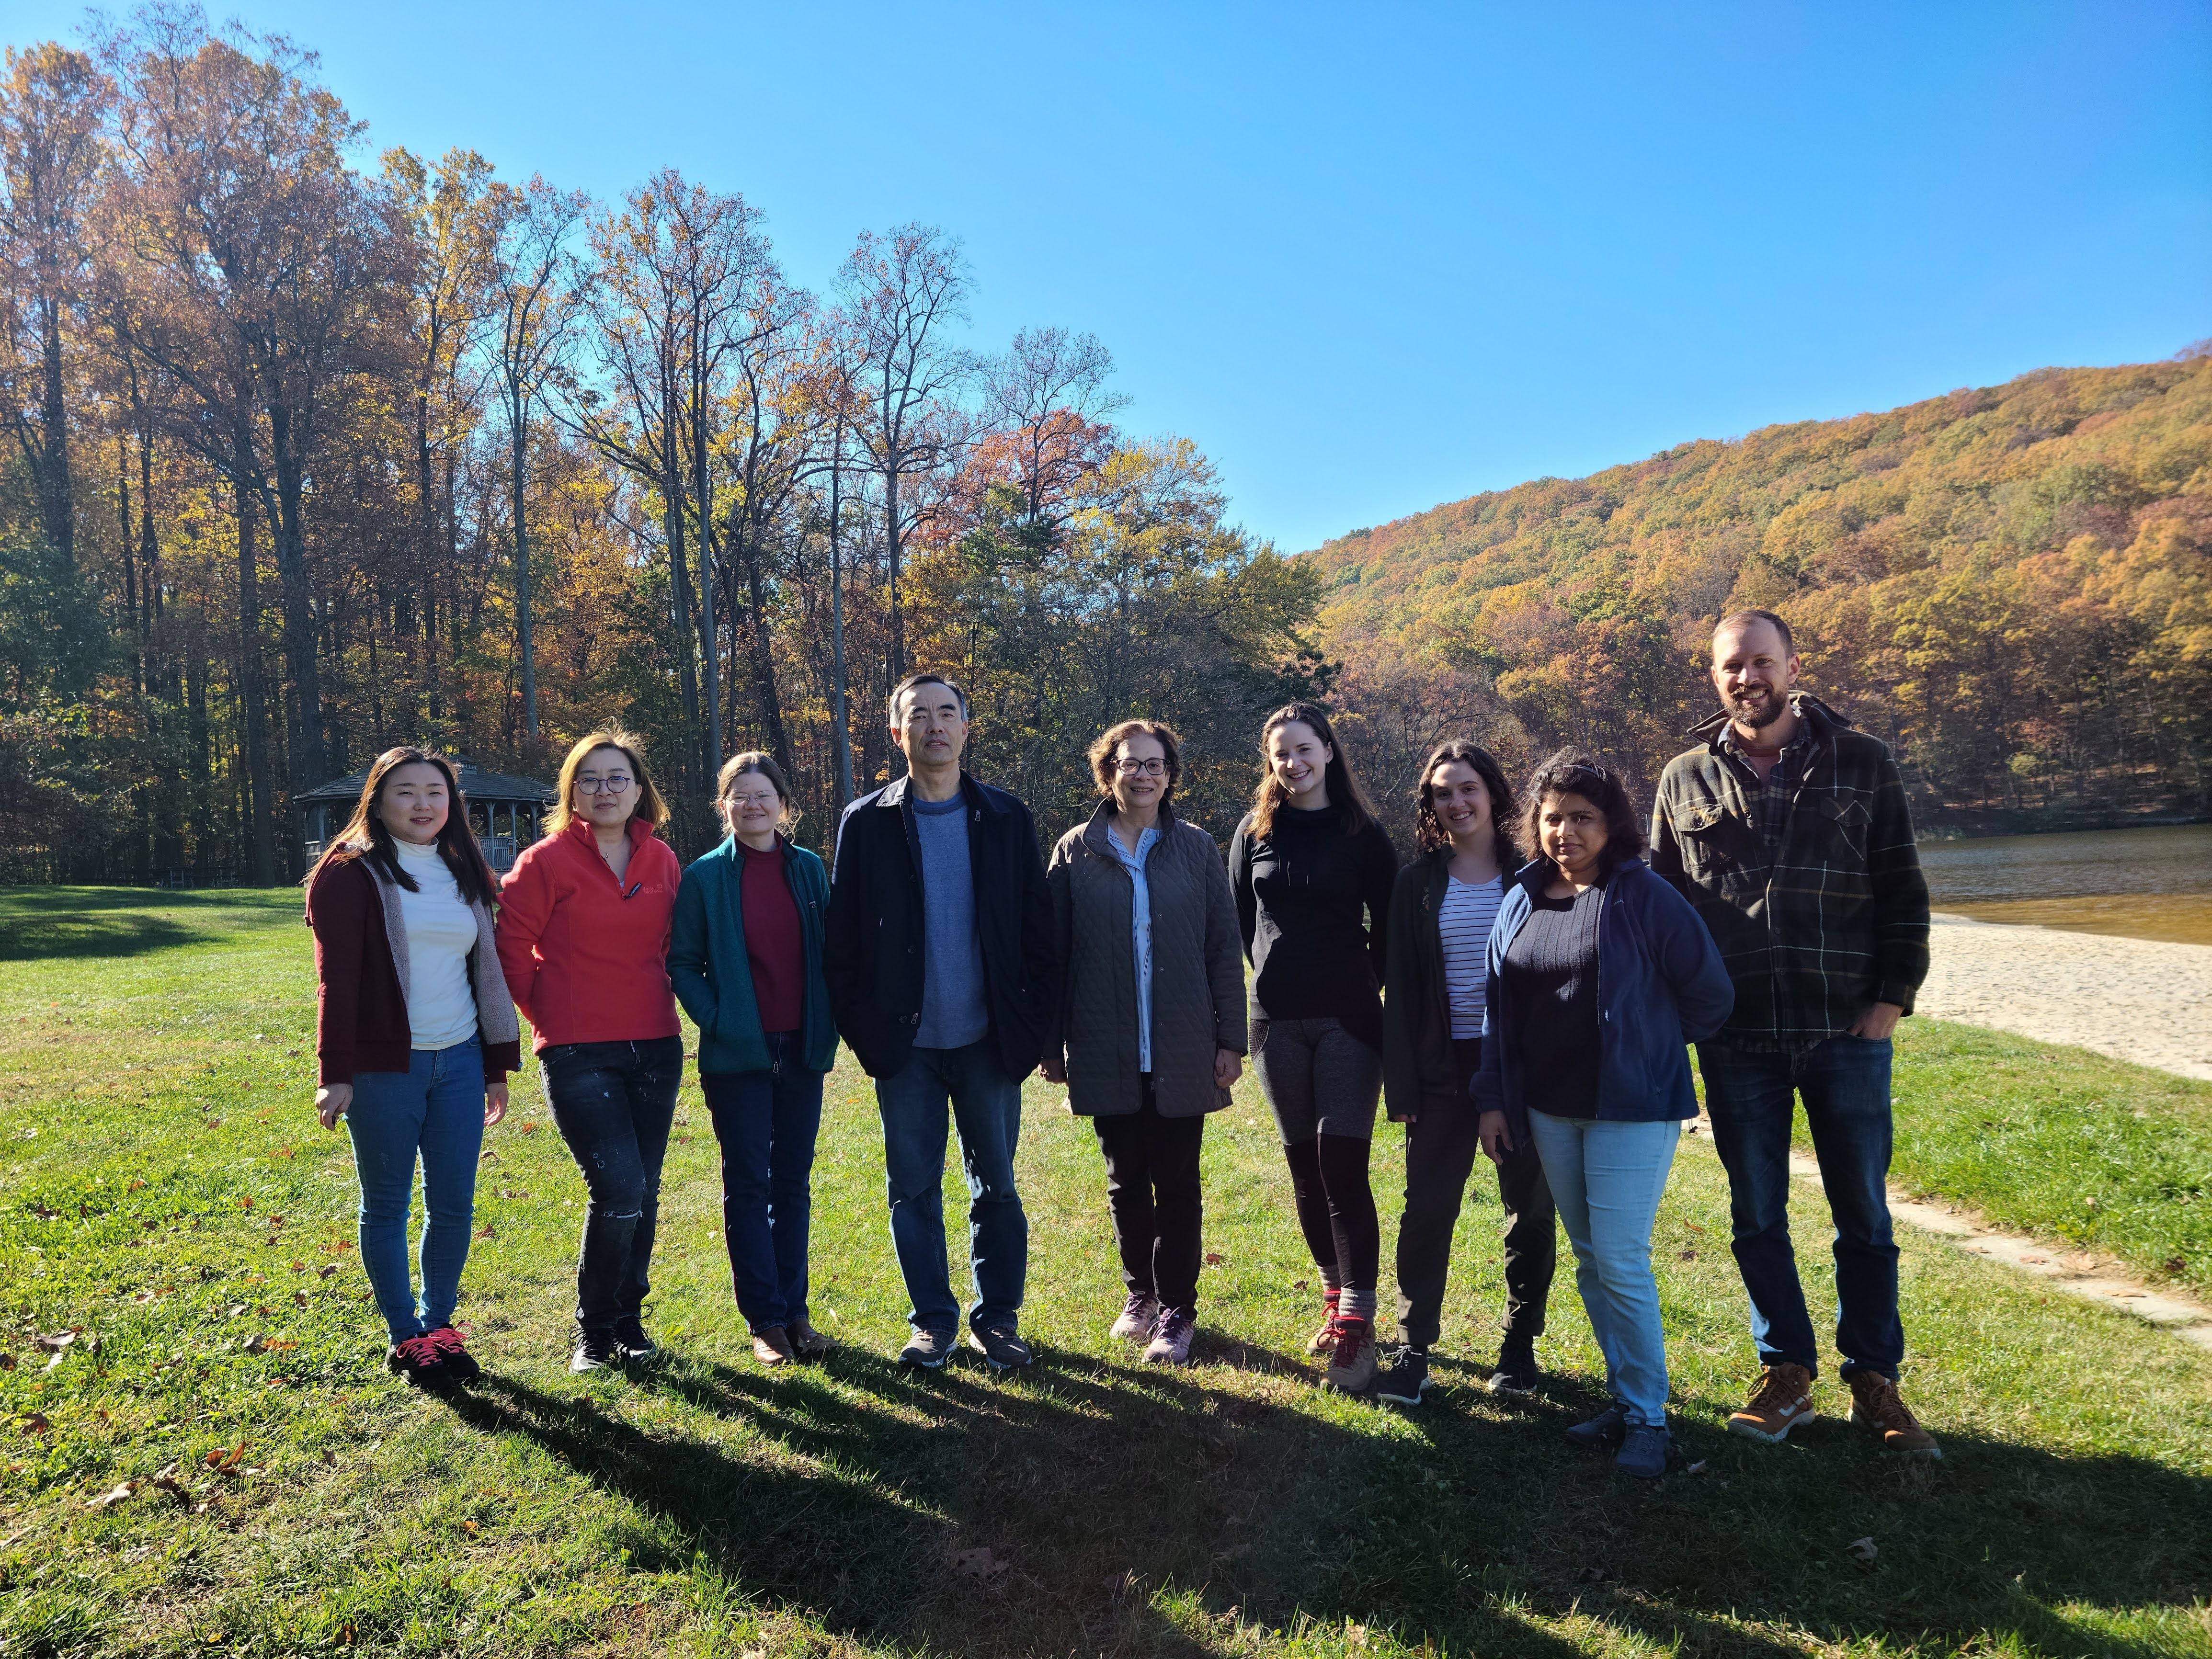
[[1920, 913, 2212, 1080]]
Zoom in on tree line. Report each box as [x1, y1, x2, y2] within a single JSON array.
[[0, 7, 1330, 884]]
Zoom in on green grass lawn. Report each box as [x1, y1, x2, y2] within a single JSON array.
[[0, 886, 2208, 1659]]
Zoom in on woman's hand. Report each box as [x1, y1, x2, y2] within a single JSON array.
[[1039, 1057, 1067, 1086], [484, 1078, 509, 1127], [1213, 1048, 1243, 1090], [1477, 1109, 1514, 1168], [315, 1082, 353, 1131]]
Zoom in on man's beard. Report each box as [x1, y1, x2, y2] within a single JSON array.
[[1731, 688, 1789, 730]]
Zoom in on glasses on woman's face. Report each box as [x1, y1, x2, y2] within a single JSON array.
[[1114, 757, 1167, 777], [576, 773, 634, 795], [725, 791, 781, 812]]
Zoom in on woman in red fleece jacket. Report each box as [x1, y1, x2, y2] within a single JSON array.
[[496, 727, 684, 1373]]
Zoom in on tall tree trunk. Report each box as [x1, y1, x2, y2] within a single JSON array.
[[693, 415, 722, 785], [118, 434, 141, 695], [266, 409, 325, 788], [35, 297, 72, 566], [233, 474, 276, 885], [827, 443, 854, 808], [733, 524, 791, 769], [511, 413, 536, 738], [885, 462, 905, 682]]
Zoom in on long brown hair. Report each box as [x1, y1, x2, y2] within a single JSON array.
[[547, 726, 671, 837], [1249, 702, 1378, 841], [1414, 739, 1522, 863], [306, 747, 499, 908]]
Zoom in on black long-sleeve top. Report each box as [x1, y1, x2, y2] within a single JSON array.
[[1228, 804, 1400, 1052]]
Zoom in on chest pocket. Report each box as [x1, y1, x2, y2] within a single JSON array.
[[1819, 794, 1873, 864], [1673, 802, 1757, 885]]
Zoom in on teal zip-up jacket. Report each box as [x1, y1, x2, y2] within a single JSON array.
[[667, 833, 837, 1075]]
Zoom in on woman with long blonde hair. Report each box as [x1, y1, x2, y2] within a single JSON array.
[[495, 727, 684, 1373], [305, 747, 520, 1389]]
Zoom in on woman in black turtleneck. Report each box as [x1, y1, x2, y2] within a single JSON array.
[[1229, 702, 1400, 1394]]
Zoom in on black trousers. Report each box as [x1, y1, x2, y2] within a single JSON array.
[[1093, 1079, 1206, 1314], [542, 1036, 684, 1335], [1393, 1036, 1557, 1351]]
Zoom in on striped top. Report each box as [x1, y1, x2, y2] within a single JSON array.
[[1438, 874, 1506, 1039]]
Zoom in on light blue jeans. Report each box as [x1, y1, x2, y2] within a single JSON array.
[[345, 1037, 485, 1345], [1525, 1111, 1682, 1427]]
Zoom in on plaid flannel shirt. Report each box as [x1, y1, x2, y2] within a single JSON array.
[[1649, 694, 1930, 1051]]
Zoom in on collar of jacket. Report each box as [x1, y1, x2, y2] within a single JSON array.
[[1689, 691, 1854, 750], [562, 814, 660, 856], [1509, 853, 1647, 898], [874, 770, 997, 816], [1079, 797, 1177, 858]]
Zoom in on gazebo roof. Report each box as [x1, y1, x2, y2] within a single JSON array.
[[294, 755, 558, 807]]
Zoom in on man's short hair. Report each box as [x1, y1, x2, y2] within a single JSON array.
[[888, 671, 968, 721], [1714, 608, 1795, 656]]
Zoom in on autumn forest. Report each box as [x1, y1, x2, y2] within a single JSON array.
[[2, 9, 2208, 887]]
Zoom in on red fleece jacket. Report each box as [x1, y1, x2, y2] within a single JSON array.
[[494, 818, 682, 1049]]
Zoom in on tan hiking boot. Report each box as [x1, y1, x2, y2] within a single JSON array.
[[1847, 1371, 1942, 1458], [1321, 1317, 1378, 1394], [752, 1326, 796, 1368], [1727, 1363, 1817, 1443], [1307, 1290, 1342, 1356]]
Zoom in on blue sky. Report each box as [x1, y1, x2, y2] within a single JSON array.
[[8, 1, 2207, 550]]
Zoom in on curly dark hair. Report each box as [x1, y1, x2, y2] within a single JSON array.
[[1519, 749, 1642, 878], [1088, 719, 1182, 802], [1413, 739, 1521, 863]]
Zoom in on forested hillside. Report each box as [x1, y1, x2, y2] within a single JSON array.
[[1315, 356, 2212, 830]]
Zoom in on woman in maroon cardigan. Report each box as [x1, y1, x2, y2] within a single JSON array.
[[307, 748, 521, 1388]]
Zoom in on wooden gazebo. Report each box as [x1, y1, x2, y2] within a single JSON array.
[[295, 755, 557, 874]]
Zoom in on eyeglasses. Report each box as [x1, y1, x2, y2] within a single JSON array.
[[724, 792, 782, 810], [1113, 758, 1168, 777], [575, 774, 634, 795]]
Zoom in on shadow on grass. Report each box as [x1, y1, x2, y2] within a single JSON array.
[[0, 888, 253, 962]]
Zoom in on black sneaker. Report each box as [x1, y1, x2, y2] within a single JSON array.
[[569, 1330, 620, 1374], [1564, 1402, 1628, 1448], [1487, 1339, 1540, 1398], [423, 1326, 481, 1383], [387, 1333, 447, 1388], [968, 1326, 1034, 1370], [898, 1327, 957, 1369], [1372, 1345, 1431, 1407], [614, 1316, 658, 1361]]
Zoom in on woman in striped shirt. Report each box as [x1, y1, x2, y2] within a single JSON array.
[[1375, 740, 1557, 1407]]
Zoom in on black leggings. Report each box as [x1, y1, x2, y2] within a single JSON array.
[[1284, 1133, 1380, 1321]]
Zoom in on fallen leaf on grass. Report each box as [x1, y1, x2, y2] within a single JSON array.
[[1847, 1536, 1878, 1565], [1204, 1251, 1224, 1265], [34, 1332, 74, 1354], [227, 1306, 246, 1319], [520, 1121, 540, 1135], [0, 1354, 12, 1370], [2167, 1256, 2188, 1273], [20, 1413, 49, 1435], [204, 1117, 222, 1128], [479, 1149, 499, 1163], [206, 1441, 247, 1474], [1291, 1279, 1309, 1291], [127, 1178, 147, 1192], [293, 1290, 309, 1307], [238, 1197, 253, 1211], [243, 1334, 268, 1353], [317, 1265, 340, 1280], [474, 1225, 495, 1240], [953, 1546, 1007, 1579], [1684, 1460, 1708, 1475], [152, 1462, 189, 1500], [271, 1146, 295, 1160], [1677, 1250, 1697, 1261], [86, 1480, 138, 1511]]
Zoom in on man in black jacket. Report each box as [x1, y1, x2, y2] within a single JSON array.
[[825, 672, 1056, 1371]]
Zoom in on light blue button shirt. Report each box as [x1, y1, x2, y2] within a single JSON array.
[[1105, 823, 1162, 1073]]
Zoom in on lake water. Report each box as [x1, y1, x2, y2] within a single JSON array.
[[1919, 823, 2212, 945]]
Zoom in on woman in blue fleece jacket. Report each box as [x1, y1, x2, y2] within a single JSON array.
[[1473, 750, 1732, 1478]]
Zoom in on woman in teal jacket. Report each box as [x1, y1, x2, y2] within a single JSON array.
[[668, 752, 837, 1368]]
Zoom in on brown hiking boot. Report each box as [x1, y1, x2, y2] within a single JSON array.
[[1727, 1363, 1817, 1443], [1847, 1371, 1942, 1458], [752, 1326, 796, 1368]]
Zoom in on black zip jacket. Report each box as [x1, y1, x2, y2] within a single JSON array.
[[1381, 851, 1464, 1121], [824, 771, 1056, 1081]]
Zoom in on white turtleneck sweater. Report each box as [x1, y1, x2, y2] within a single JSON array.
[[390, 837, 479, 1051]]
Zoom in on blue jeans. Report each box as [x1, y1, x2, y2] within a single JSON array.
[[345, 1037, 485, 1346], [542, 1036, 684, 1335], [1526, 1111, 1681, 1428], [703, 1033, 825, 1333], [877, 1040, 1027, 1336], [1697, 1036, 1903, 1380]]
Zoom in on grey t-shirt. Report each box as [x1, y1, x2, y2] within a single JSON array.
[[912, 791, 989, 1050]]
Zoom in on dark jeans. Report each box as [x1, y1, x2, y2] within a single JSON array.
[[1394, 1036, 1556, 1351], [1093, 1079, 1206, 1315], [345, 1036, 484, 1345], [703, 1033, 825, 1333], [1697, 1034, 1904, 1380], [542, 1035, 683, 1336], [877, 1039, 1026, 1336]]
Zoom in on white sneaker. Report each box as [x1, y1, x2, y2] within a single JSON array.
[[1110, 1292, 1160, 1342], [1143, 1307, 1195, 1365]]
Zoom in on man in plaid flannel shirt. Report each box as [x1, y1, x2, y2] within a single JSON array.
[[1650, 610, 1940, 1458]]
